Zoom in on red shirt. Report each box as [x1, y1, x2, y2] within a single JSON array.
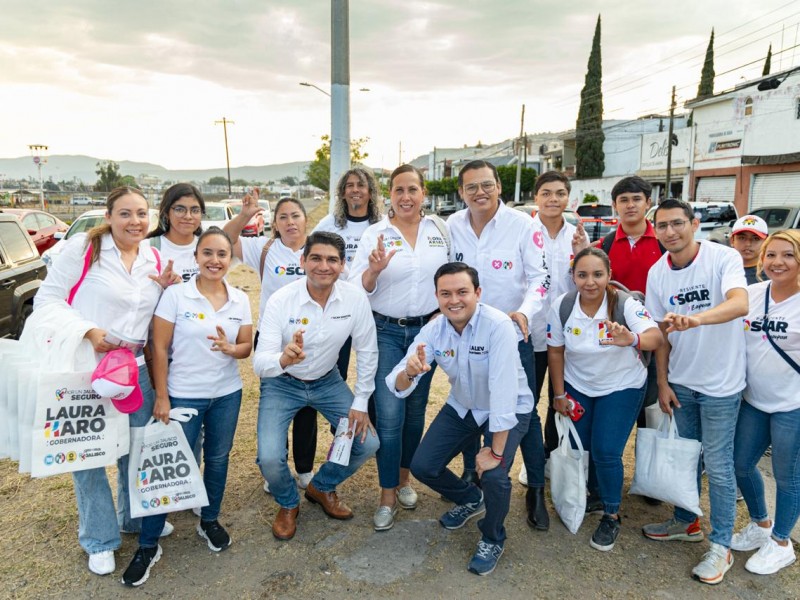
[[606, 221, 664, 293]]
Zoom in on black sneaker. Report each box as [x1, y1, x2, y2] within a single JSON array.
[[197, 519, 231, 552], [590, 515, 621, 552], [121, 545, 162, 587]]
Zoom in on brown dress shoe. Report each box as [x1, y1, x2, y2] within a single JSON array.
[[272, 506, 299, 540], [304, 482, 353, 520]]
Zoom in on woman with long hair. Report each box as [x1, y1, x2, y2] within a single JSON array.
[[349, 164, 450, 531], [122, 227, 252, 586], [731, 230, 800, 575], [224, 195, 318, 490], [547, 247, 662, 551], [33, 186, 176, 575]]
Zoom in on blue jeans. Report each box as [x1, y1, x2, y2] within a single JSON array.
[[73, 363, 153, 554], [670, 383, 741, 548], [373, 316, 436, 489], [411, 404, 530, 545], [139, 389, 242, 548], [566, 382, 645, 515], [735, 401, 800, 542], [256, 370, 379, 509]]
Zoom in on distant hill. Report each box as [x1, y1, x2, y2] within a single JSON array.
[[0, 155, 311, 184]]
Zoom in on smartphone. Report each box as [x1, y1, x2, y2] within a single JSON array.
[[566, 394, 585, 422]]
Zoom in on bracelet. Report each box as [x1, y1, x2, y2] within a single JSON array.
[[554, 393, 567, 400], [404, 368, 417, 381], [629, 333, 640, 348], [490, 448, 503, 461]]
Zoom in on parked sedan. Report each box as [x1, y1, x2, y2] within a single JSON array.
[[227, 202, 266, 236], [0, 208, 68, 255], [576, 203, 618, 242], [201, 202, 234, 230]]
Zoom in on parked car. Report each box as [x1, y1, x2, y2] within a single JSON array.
[[257, 200, 273, 230], [41, 208, 158, 267], [226, 202, 265, 237], [0, 213, 46, 338], [576, 203, 618, 242], [201, 202, 234, 231], [707, 204, 800, 244], [512, 203, 580, 226], [0, 208, 68, 255], [646, 201, 738, 241]]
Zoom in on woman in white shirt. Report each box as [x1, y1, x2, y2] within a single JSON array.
[[122, 227, 252, 587], [33, 187, 176, 576], [146, 183, 204, 282], [547, 247, 662, 552], [225, 196, 318, 490], [349, 164, 450, 531], [731, 230, 800, 575]]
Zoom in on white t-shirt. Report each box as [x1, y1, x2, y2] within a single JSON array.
[[646, 241, 747, 397], [312, 214, 373, 265], [155, 277, 251, 399], [531, 214, 577, 351], [349, 216, 450, 318], [240, 237, 305, 322], [547, 293, 658, 396], [152, 235, 198, 283], [744, 282, 800, 413]]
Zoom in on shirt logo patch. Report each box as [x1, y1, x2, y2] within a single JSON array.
[[427, 236, 446, 248], [532, 231, 544, 249], [183, 312, 206, 320], [636, 309, 652, 320], [331, 314, 352, 320], [668, 287, 710, 307], [546, 323, 552, 339], [434, 349, 455, 357], [274, 265, 305, 276], [288, 317, 310, 325], [384, 239, 403, 249], [469, 345, 488, 355], [491, 260, 513, 270]]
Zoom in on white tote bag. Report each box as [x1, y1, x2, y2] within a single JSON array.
[[550, 414, 589, 534], [128, 409, 208, 519], [629, 413, 703, 515]]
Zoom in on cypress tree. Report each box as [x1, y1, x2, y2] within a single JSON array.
[[575, 14, 605, 179], [763, 43, 772, 76], [697, 28, 715, 98]]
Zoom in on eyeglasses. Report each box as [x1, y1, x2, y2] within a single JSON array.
[[655, 219, 689, 232], [462, 180, 497, 196], [171, 206, 203, 216]]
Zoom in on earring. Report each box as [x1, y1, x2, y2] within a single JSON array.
[[388, 207, 395, 218], [419, 207, 425, 218]]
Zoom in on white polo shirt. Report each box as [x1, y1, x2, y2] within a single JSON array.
[[155, 277, 251, 399], [349, 216, 450, 318], [240, 237, 305, 321], [313, 214, 373, 264], [253, 278, 378, 412], [152, 235, 198, 283], [35, 232, 162, 343], [646, 241, 747, 397], [386, 303, 534, 432], [744, 282, 800, 413], [547, 293, 658, 396], [531, 214, 577, 351], [449, 202, 549, 327]]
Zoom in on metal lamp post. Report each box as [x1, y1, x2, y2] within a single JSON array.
[[28, 144, 48, 210]]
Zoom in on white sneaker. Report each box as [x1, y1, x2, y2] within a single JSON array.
[[263, 479, 271, 494], [159, 521, 174, 537], [518, 464, 529, 487], [731, 521, 772, 552], [295, 471, 314, 490], [746, 537, 797, 575], [397, 485, 418, 510], [88, 550, 115, 575], [691, 543, 733, 585], [192, 506, 202, 517]]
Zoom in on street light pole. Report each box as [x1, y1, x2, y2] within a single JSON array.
[[215, 117, 235, 196], [330, 0, 351, 213], [28, 144, 48, 210]]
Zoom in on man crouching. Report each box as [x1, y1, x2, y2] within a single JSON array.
[[386, 262, 533, 575]]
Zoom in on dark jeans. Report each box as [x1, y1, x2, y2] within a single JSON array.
[[254, 330, 317, 473], [635, 360, 659, 429], [412, 404, 530, 545]]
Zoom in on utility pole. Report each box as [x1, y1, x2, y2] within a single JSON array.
[[665, 86, 676, 203], [215, 117, 234, 196], [514, 104, 525, 204], [330, 0, 351, 212], [28, 144, 48, 210], [398, 141, 402, 165]]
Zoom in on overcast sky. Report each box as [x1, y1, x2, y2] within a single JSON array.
[[2, 0, 799, 174]]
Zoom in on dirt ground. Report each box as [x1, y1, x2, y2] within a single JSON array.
[[2, 203, 799, 599]]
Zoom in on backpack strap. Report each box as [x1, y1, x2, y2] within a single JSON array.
[[259, 238, 276, 280], [558, 290, 579, 328], [66, 245, 93, 306], [427, 214, 451, 257], [149, 236, 162, 251], [601, 230, 615, 255], [151, 247, 162, 274], [763, 283, 800, 375]]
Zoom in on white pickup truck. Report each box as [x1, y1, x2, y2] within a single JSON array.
[[708, 204, 800, 244]]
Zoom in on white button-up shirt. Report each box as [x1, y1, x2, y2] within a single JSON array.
[[449, 203, 549, 328], [253, 278, 378, 412], [530, 214, 577, 351], [35, 232, 162, 342], [349, 215, 450, 318], [386, 304, 534, 432]]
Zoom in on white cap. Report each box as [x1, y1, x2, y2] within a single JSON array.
[[731, 215, 768, 239]]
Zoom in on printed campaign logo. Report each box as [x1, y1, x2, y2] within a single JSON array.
[[597, 322, 613, 344], [288, 317, 310, 325], [55, 388, 67, 401], [742, 216, 758, 226], [384, 239, 403, 248], [491, 260, 513, 270], [636, 309, 652, 320], [150, 498, 161, 508], [427, 236, 447, 248], [434, 348, 456, 358], [532, 230, 544, 249], [183, 311, 206, 320], [44, 421, 60, 438], [138, 470, 149, 488], [54, 453, 66, 464], [546, 323, 552, 339], [668, 288, 710, 306], [44, 454, 54, 466], [572, 327, 582, 336], [274, 265, 305, 276], [743, 319, 751, 331]]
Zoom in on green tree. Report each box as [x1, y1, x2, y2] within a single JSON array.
[[495, 165, 538, 202], [306, 135, 369, 192], [763, 43, 772, 76], [280, 176, 298, 186], [120, 175, 137, 187], [94, 161, 123, 192], [697, 28, 715, 98], [582, 193, 600, 204], [575, 15, 605, 179], [231, 179, 250, 187], [208, 176, 228, 186]]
